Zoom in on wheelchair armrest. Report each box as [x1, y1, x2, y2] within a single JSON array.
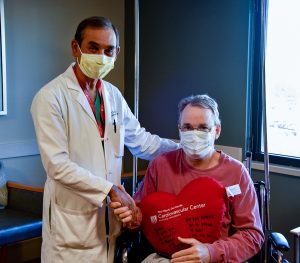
[[269, 232, 290, 252]]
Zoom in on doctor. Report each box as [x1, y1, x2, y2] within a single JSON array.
[[31, 16, 178, 263]]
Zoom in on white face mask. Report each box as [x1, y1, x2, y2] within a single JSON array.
[[179, 130, 213, 159], [77, 45, 115, 79]]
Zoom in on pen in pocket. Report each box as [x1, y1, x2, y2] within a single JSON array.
[[113, 119, 116, 133]]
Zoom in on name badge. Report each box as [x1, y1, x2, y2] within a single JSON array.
[[226, 184, 241, 197]]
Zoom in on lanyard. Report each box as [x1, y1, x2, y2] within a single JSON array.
[[73, 66, 105, 138]]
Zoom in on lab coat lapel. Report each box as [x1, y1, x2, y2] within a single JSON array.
[[101, 82, 112, 138], [76, 92, 96, 123], [65, 65, 97, 125]]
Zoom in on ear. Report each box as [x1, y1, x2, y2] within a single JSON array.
[[114, 46, 121, 61], [215, 124, 221, 140], [71, 40, 80, 58]]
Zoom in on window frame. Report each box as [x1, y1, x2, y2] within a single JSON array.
[[250, 0, 300, 168], [0, 0, 6, 115]]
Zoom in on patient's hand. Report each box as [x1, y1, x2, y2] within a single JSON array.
[[110, 201, 133, 223], [171, 237, 210, 263]]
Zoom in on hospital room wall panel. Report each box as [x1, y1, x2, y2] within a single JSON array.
[[137, 0, 249, 148], [124, 0, 250, 173]]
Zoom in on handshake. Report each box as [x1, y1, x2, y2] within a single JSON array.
[[108, 185, 142, 229]]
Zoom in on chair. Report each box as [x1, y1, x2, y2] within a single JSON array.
[[115, 174, 290, 263], [0, 181, 43, 263]]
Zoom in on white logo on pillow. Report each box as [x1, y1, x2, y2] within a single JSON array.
[[150, 215, 157, 224]]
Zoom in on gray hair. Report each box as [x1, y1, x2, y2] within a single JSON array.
[[178, 94, 221, 125]]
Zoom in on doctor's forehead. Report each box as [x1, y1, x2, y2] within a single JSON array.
[[82, 27, 117, 46]]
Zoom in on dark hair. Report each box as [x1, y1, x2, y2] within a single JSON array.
[[74, 16, 119, 47], [178, 94, 221, 125]]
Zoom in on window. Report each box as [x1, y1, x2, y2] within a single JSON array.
[[0, 0, 6, 115], [251, 0, 300, 167]]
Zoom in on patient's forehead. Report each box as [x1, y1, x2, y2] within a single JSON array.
[[180, 105, 215, 126]]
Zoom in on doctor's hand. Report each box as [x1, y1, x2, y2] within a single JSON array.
[[109, 185, 135, 211], [171, 237, 211, 263]]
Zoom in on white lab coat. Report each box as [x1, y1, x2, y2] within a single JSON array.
[[31, 64, 178, 263]]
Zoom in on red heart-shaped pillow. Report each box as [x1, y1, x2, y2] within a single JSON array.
[[139, 177, 226, 256]]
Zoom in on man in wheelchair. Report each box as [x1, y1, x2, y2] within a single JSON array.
[[111, 94, 264, 262]]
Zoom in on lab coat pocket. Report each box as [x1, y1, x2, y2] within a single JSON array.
[[54, 203, 100, 248], [111, 123, 124, 157]]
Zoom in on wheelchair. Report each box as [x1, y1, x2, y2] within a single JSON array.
[[249, 181, 290, 263], [115, 171, 290, 263]]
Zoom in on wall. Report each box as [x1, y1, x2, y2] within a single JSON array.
[[138, 0, 249, 146], [124, 0, 250, 172], [124, 0, 298, 261], [0, 0, 124, 186]]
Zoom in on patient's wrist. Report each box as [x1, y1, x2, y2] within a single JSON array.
[[126, 206, 142, 230]]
